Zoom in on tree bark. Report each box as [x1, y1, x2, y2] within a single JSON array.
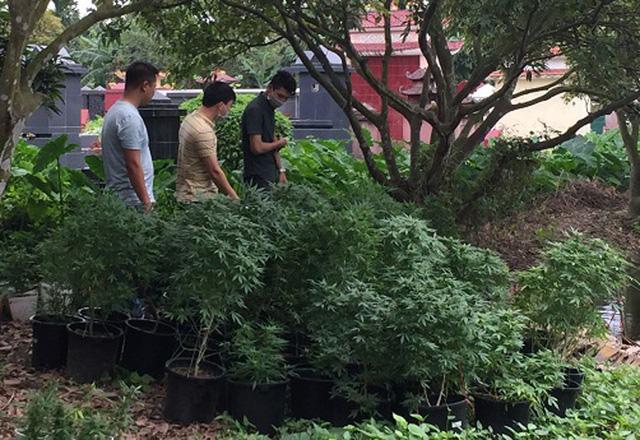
[[617, 110, 640, 218], [0, 120, 25, 197], [629, 157, 640, 218]]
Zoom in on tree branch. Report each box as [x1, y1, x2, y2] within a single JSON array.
[[512, 69, 574, 98], [26, 0, 191, 83], [418, 1, 448, 116], [530, 91, 640, 151], [617, 109, 640, 163]]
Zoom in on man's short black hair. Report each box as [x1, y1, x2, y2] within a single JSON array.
[[202, 81, 237, 107], [269, 70, 297, 95], [125, 61, 159, 91]]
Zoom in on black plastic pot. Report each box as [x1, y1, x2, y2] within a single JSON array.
[[121, 319, 176, 379], [290, 369, 334, 420], [76, 308, 130, 363], [66, 322, 124, 383], [370, 385, 395, 422], [31, 314, 82, 370], [327, 385, 393, 426], [521, 331, 550, 355], [327, 394, 360, 427], [564, 367, 585, 388], [76, 307, 130, 330], [417, 395, 469, 432], [229, 379, 289, 435], [548, 384, 581, 417], [164, 358, 225, 425], [473, 394, 530, 434]]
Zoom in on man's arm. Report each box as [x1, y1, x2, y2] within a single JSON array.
[[249, 134, 287, 155], [200, 155, 239, 200], [122, 148, 152, 209], [274, 150, 287, 184]]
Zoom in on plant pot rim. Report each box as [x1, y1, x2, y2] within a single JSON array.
[[165, 357, 225, 381], [31, 314, 84, 325], [77, 307, 130, 320], [227, 378, 290, 387], [8, 289, 39, 298], [125, 318, 175, 336], [418, 394, 468, 409], [289, 367, 332, 382], [66, 321, 124, 339], [553, 383, 582, 392], [472, 393, 529, 405]]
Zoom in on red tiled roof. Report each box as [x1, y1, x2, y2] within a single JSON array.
[[361, 10, 413, 28], [400, 83, 424, 96], [351, 39, 463, 55], [489, 68, 569, 78], [406, 68, 427, 81], [353, 41, 421, 52], [449, 41, 464, 51]]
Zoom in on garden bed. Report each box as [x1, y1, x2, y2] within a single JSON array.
[[0, 321, 225, 439], [3, 320, 640, 439], [465, 180, 640, 269]]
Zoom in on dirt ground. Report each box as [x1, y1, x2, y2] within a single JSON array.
[[464, 180, 640, 269], [0, 321, 225, 439]]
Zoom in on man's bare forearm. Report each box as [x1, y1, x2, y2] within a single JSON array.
[[126, 162, 151, 205]]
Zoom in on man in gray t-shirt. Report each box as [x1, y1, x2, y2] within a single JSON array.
[[101, 61, 158, 211]]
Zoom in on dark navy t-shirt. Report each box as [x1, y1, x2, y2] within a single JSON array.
[[241, 93, 277, 186]]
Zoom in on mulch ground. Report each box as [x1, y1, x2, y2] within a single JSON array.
[[464, 180, 640, 269], [0, 321, 223, 439]]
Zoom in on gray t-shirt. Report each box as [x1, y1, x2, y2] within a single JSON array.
[[101, 100, 155, 206]]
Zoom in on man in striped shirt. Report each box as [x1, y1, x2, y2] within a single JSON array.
[[176, 82, 239, 202]]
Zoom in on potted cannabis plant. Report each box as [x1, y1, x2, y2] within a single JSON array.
[[472, 308, 564, 434], [515, 232, 629, 416], [162, 199, 274, 425], [39, 194, 156, 383], [226, 322, 289, 435], [30, 282, 83, 370], [390, 276, 478, 432], [0, 231, 42, 321]]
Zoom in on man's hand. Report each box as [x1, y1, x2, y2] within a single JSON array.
[[279, 170, 287, 184], [143, 202, 154, 214], [276, 137, 288, 149]]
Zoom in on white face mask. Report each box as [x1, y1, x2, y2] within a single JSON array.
[[267, 95, 285, 109], [218, 103, 231, 119]]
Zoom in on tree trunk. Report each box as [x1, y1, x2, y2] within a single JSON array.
[[616, 110, 640, 218], [629, 156, 640, 218], [0, 88, 40, 198], [0, 114, 27, 198]]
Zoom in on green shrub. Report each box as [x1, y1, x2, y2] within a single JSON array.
[[537, 129, 630, 190], [1, 137, 96, 230], [180, 93, 293, 173], [454, 136, 542, 224], [81, 115, 103, 135], [282, 138, 369, 194], [443, 239, 510, 303]]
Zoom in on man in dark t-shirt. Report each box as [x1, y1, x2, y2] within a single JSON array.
[[241, 71, 297, 190]]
